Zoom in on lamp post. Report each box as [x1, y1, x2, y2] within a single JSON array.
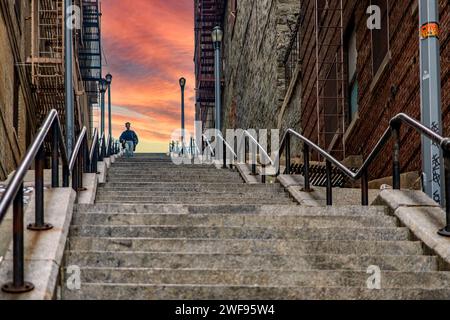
[[99, 78, 108, 159], [418, 0, 444, 209], [105, 73, 113, 156], [212, 26, 224, 167], [65, 0, 74, 157], [179, 77, 186, 154], [211, 26, 223, 132]]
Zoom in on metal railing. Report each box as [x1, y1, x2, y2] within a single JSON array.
[[89, 128, 100, 174], [195, 114, 450, 236], [98, 132, 106, 161], [0, 109, 99, 294], [275, 113, 450, 236], [202, 134, 238, 169]]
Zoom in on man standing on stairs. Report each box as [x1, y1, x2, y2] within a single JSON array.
[[119, 122, 139, 157]]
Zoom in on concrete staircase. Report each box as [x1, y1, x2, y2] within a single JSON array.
[[62, 154, 450, 300]]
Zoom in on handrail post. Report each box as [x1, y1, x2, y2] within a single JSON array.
[[261, 164, 266, 184], [361, 168, 369, 206], [326, 160, 333, 206], [28, 146, 53, 231], [286, 133, 291, 174], [251, 140, 257, 175], [72, 159, 79, 192], [222, 140, 227, 169], [93, 141, 99, 174], [245, 139, 248, 165], [63, 164, 70, 188], [303, 144, 311, 192], [84, 138, 90, 174], [438, 146, 450, 237], [51, 123, 59, 188], [2, 183, 34, 293], [392, 122, 401, 189], [78, 146, 85, 191]]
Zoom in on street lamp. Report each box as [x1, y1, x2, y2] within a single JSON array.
[[98, 78, 108, 159], [212, 26, 223, 132], [179, 77, 186, 154], [105, 73, 113, 155], [65, 0, 74, 157], [212, 26, 225, 167]]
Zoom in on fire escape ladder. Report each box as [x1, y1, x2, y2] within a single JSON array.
[[314, 0, 346, 160]]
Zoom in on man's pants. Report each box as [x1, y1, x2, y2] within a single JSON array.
[[125, 141, 135, 157]]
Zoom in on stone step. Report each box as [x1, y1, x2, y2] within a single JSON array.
[[93, 196, 294, 205], [64, 251, 437, 271], [65, 268, 450, 289], [108, 167, 231, 173], [75, 204, 387, 215], [107, 175, 242, 181], [69, 225, 410, 241], [108, 172, 242, 178], [71, 213, 398, 228], [67, 238, 424, 256], [99, 182, 270, 189], [61, 284, 450, 300], [96, 190, 287, 197], [98, 184, 283, 191]]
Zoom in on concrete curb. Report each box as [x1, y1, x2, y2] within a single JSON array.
[[97, 161, 107, 184], [77, 173, 98, 205], [373, 190, 450, 267], [0, 188, 76, 300], [277, 175, 321, 206], [236, 164, 259, 184]]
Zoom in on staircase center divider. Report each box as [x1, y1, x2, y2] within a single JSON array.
[[0, 109, 119, 294]]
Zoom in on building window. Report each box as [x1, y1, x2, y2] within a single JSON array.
[[371, 0, 389, 75], [346, 26, 358, 121]]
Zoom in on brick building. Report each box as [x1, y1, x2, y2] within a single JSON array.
[[0, 0, 101, 181], [216, 0, 449, 181], [0, 1, 38, 180]]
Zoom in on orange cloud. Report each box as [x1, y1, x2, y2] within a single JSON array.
[[101, 0, 195, 153]]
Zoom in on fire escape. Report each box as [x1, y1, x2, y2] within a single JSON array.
[[314, 0, 346, 159], [30, 0, 66, 127], [79, 0, 102, 132], [194, 0, 225, 131], [30, 0, 94, 135]]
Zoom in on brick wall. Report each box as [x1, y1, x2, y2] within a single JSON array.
[[298, 0, 450, 180], [0, 1, 37, 180]]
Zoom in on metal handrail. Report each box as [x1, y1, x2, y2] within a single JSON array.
[[192, 138, 202, 156], [242, 130, 274, 166], [275, 112, 450, 236], [0, 110, 68, 223], [98, 132, 105, 160], [89, 128, 99, 162], [88, 128, 99, 174], [0, 109, 92, 294], [202, 134, 216, 157], [217, 133, 238, 160], [196, 114, 450, 234], [69, 127, 87, 172]]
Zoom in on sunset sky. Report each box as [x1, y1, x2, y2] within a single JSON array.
[[100, 0, 195, 153]]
